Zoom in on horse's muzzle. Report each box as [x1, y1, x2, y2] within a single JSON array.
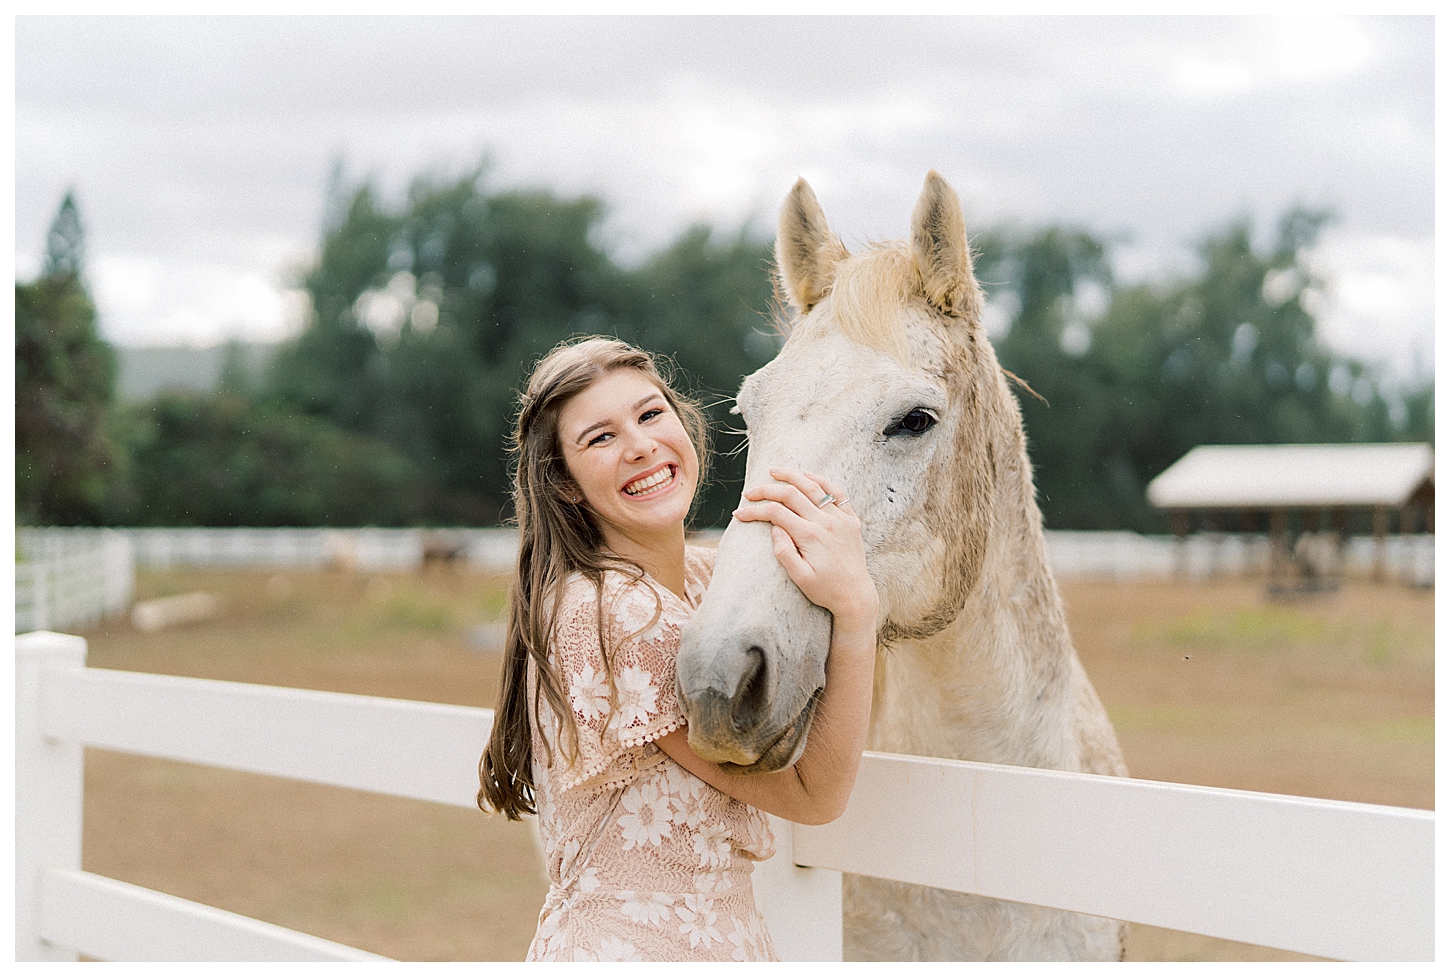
[[676, 515, 833, 773], [683, 678, 822, 773], [718, 687, 822, 775]]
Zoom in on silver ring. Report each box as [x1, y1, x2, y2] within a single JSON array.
[[815, 493, 836, 508]]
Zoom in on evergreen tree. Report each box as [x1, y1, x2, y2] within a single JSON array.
[[44, 191, 86, 279], [15, 191, 124, 525]]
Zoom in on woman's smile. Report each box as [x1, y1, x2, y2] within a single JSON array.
[[622, 462, 678, 497]]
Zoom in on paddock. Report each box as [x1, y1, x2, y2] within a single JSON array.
[[15, 565, 1433, 961]]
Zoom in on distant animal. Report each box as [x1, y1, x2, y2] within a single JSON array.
[[675, 172, 1130, 960], [421, 531, 469, 572]]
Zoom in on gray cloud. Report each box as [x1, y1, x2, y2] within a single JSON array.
[[15, 15, 1433, 376]]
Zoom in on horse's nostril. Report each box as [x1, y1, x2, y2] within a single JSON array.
[[731, 645, 769, 733]]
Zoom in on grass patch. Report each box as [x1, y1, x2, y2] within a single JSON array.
[[336, 578, 461, 635], [1132, 604, 1433, 666], [1354, 716, 1434, 744], [1135, 605, 1327, 649], [337, 876, 413, 920], [471, 579, 510, 621], [378, 590, 453, 631], [1107, 704, 1232, 733]]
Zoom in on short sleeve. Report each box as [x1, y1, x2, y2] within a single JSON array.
[[549, 573, 688, 793]]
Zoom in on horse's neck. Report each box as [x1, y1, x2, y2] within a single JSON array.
[[870, 456, 1078, 769]]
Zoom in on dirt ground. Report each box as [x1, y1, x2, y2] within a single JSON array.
[[75, 566, 1433, 961]]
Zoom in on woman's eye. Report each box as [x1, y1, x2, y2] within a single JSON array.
[[884, 408, 938, 437], [639, 408, 663, 423], [587, 432, 612, 446]]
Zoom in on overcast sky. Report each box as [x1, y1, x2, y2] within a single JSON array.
[[14, 14, 1436, 383]]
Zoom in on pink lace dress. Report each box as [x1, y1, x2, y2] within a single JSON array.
[[525, 545, 779, 962]]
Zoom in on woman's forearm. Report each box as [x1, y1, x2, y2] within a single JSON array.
[[777, 615, 877, 822]]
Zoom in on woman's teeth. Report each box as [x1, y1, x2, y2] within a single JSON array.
[[624, 467, 673, 496]]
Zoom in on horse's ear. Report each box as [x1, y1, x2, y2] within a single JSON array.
[[911, 171, 978, 317], [775, 178, 849, 315]]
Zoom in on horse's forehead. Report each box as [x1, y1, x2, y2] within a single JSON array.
[[744, 334, 887, 409], [763, 319, 953, 392]]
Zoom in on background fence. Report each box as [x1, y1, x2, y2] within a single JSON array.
[[15, 529, 135, 634], [1043, 529, 1435, 585], [14, 527, 1433, 635], [16, 631, 1433, 962], [21, 526, 1440, 578], [116, 527, 518, 574]]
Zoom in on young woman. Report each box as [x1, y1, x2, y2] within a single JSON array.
[[479, 337, 878, 962]]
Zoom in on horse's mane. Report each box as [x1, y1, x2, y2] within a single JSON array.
[[789, 242, 916, 364]]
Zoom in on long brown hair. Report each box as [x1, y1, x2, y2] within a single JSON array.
[[478, 336, 711, 819]]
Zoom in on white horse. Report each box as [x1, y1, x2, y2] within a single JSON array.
[[675, 172, 1129, 960]]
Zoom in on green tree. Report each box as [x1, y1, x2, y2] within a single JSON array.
[[215, 339, 257, 398], [266, 183, 393, 430], [982, 208, 1418, 530], [1396, 375, 1434, 443], [15, 192, 124, 525], [117, 389, 423, 526], [270, 166, 779, 526], [978, 226, 1116, 528], [268, 169, 630, 522]]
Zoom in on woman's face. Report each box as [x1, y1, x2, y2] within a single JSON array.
[[556, 368, 699, 549]]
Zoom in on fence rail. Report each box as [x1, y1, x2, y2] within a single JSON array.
[[1043, 529, 1435, 584], [15, 632, 1433, 962], [14, 529, 135, 633], [15, 526, 1435, 586], [38, 868, 385, 962], [797, 754, 1432, 961]]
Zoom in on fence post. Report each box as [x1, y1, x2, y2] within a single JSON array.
[[16, 631, 88, 961], [754, 814, 843, 961]]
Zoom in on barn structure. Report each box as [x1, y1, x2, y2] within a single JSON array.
[[1146, 443, 1434, 589]]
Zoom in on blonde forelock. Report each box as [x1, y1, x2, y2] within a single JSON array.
[[793, 243, 916, 363]]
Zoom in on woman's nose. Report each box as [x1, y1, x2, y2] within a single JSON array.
[[620, 425, 654, 460]]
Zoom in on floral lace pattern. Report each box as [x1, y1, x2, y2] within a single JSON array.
[[525, 545, 778, 962]]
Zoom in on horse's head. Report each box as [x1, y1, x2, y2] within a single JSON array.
[[677, 171, 1013, 772]]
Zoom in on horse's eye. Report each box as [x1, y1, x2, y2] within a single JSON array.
[[885, 408, 938, 437]]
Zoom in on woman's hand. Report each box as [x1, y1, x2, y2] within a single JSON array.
[[732, 468, 879, 637]]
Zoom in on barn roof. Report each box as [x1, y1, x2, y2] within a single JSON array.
[[1146, 443, 1434, 510]]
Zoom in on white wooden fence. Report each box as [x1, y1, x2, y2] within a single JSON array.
[[14, 529, 135, 634], [14, 527, 1434, 593], [1044, 529, 1435, 585], [117, 527, 518, 574], [16, 631, 1433, 962]]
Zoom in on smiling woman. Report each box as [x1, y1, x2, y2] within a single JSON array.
[[476, 336, 878, 961], [556, 369, 701, 592]]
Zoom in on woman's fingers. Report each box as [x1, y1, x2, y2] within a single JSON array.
[[770, 524, 811, 577], [799, 470, 853, 513], [741, 471, 825, 518], [764, 468, 856, 519], [737, 468, 855, 537], [734, 466, 872, 614], [747, 472, 859, 548], [733, 497, 816, 541], [769, 468, 833, 509]]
